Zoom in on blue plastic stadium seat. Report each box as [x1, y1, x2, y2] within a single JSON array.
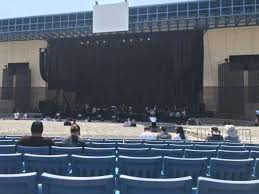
[[197, 176, 259, 194], [89, 142, 117, 148], [143, 143, 168, 149], [0, 172, 37, 194], [41, 173, 114, 194], [71, 155, 116, 176], [223, 143, 244, 146], [0, 145, 16, 154], [203, 141, 223, 145], [255, 159, 259, 179], [168, 144, 194, 150], [210, 158, 254, 181], [250, 151, 259, 160], [106, 139, 123, 143], [0, 140, 15, 145], [246, 146, 259, 151], [0, 153, 22, 174], [17, 146, 50, 155], [150, 148, 184, 157], [24, 153, 69, 176], [124, 139, 143, 144], [117, 143, 143, 148], [84, 147, 116, 156], [195, 144, 219, 150], [184, 149, 217, 159], [118, 148, 150, 157], [164, 157, 207, 185], [118, 156, 163, 178], [51, 146, 83, 156], [217, 150, 250, 159], [220, 145, 245, 151], [88, 138, 105, 143], [119, 175, 193, 194], [144, 140, 165, 144]]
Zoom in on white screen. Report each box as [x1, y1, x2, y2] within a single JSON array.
[[93, 2, 129, 33]]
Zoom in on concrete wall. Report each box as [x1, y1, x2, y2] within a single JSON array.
[[0, 40, 48, 111], [203, 26, 259, 119]]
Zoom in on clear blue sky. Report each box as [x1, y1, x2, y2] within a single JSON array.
[[0, 0, 191, 19]]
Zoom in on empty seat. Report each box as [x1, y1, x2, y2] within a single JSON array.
[[119, 175, 193, 194], [150, 148, 184, 157], [0, 140, 15, 145], [24, 154, 69, 176], [195, 144, 219, 150], [0, 145, 16, 154], [71, 155, 116, 176], [197, 176, 259, 194], [89, 142, 117, 148], [17, 146, 50, 155], [220, 145, 245, 151], [203, 142, 223, 145], [250, 151, 259, 160], [0, 172, 37, 194], [118, 156, 162, 178], [51, 146, 83, 156], [164, 157, 207, 185], [0, 153, 22, 174], [41, 173, 114, 194], [255, 159, 259, 179], [124, 139, 143, 144], [185, 149, 217, 159], [117, 143, 143, 148], [143, 143, 168, 149], [118, 148, 150, 157], [246, 146, 259, 151], [144, 141, 165, 144], [224, 143, 244, 146], [210, 158, 254, 181], [168, 144, 194, 150], [84, 147, 116, 156], [217, 150, 250, 159]]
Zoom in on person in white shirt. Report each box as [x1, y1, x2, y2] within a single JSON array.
[[139, 126, 157, 140], [123, 118, 132, 127], [173, 126, 188, 140], [149, 116, 157, 132]]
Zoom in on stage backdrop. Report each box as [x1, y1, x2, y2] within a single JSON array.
[[41, 31, 203, 110]]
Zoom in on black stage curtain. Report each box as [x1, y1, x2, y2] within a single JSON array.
[[42, 31, 203, 110]]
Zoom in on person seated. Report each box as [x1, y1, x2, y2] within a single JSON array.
[[16, 121, 55, 147], [62, 124, 86, 147], [206, 127, 224, 141], [157, 126, 172, 140], [224, 125, 240, 143], [64, 118, 72, 126], [131, 119, 137, 127], [123, 118, 132, 127], [173, 126, 188, 140], [139, 126, 156, 140]]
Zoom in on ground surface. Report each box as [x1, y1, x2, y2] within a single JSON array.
[[0, 119, 258, 143]]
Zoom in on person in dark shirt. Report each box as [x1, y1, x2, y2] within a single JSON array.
[[62, 124, 86, 147], [157, 126, 172, 140], [16, 121, 55, 147], [206, 127, 224, 141]]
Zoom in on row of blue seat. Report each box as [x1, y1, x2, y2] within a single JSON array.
[[1, 172, 259, 194], [1, 145, 259, 160], [1, 153, 259, 182]]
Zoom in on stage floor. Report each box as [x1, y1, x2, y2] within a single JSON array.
[[0, 119, 258, 143]]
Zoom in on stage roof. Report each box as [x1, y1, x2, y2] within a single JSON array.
[[0, 0, 259, 42]]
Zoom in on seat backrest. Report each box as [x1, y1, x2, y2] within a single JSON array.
[[224, 143, 244, 146], [0, 153, 23, 174], [195, 144, 219, 150], [117, 143, 143, 148], [84, 147, 116, 156], [255, 159, 259, 179], [119, 175, 193, 194], [118, 156, 162, 178], [144, 140, 165, 144], [0, 145, 16, 154], [217, 150, 250, 159], [197, 177, 259, 194], [150, 148, 184, 157], [124, 139, 143, 144], [246, 146, 259, 151], [164, 157, 207, 185], [0, 140, 15, 145], [143, 143, 168, 149], [51, 146, 83, 156], [24, 154, 69, 176], [220, 145, 245, 151], [250, 151, 259, 160], [0, 172, 37, 194], [89, 142, 117, 148], [17, 146, 50, 155], [169, 144, 194, 150], [185, 149, 217, 159], [41, 173, 114, 194], [71, 155, 116, 176], [118, 148, 150, 157], [210, 158, 254, 181]]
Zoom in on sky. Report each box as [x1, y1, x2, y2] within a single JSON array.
[[0, 0, 192, 19]]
